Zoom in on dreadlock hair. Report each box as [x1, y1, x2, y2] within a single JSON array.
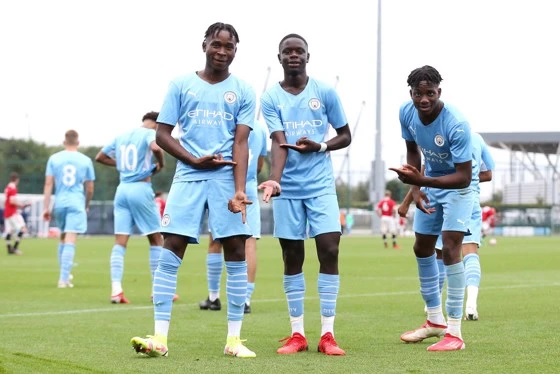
[[278, 33, 308, 51], [407, 65, 443, 88], [204, 22, 240, 44], [142, 111, 159, 122]]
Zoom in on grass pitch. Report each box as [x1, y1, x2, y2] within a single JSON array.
[[1, 234, 559, 374]]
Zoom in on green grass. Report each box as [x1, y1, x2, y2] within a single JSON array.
[[1, 235, 559, 374]]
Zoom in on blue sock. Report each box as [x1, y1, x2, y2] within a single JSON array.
[[463, 254, 481, 287], [207, 253, 223, 294], [417, 254, 441, 308], [445, 262, 466, 320], [225, 261, 247, 321], [437, 258, 446, 294], [110, 244, 126, 283], [149, 246, 162, 282], [246, 282, 255, 304], [59, 243, 75, 282], [284, 273, 305, 317], [58, 243, 64, 267], [318, 273, 339, 317], [153, 249, 181, 321]]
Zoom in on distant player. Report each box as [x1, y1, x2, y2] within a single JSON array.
[[3, 172, 30, 256], [481, 205, 497, 240], [43, 130, 96, 288], [376, 190, 399, 249]]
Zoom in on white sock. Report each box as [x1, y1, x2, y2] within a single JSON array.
[[321, 315, 334, 336], [227, 320, 242, 338], [155, 320, 170, 338], [111, 282, 122, 296], [427, 305, 446, 326], [466, 285, 479, 308], [446, 318, 462, 339], [209, 291, 219, 301], [290, 315, 305, 336]]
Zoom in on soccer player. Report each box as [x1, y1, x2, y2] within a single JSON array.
[[130, 22, 257, 358], [3, 172, 30, 256], [389, 65, 473, 352], [399, 131, 495, 320], [258, 33, 351, 356], [199, 120, 268, 314], [481, 205, 497, 241], [95, 111, 166, 304], [376, 190, 399, 249], [43, 130, 95, 288]]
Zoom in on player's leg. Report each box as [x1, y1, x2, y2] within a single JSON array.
[[111, 185, 133, 302], [209, 178, 255, 357], [273, 198, 309, 354], [243, 185, 261, 313], [110, 234, 130, 303], [462, 201, 483, 320], [308, 194, 345, 355], [199, 233, 223, 310]]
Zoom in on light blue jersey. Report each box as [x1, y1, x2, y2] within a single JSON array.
[[45, 150, 95, 210], [400, 101, 472, 177], [471, 132, 495, 194], [157, 72, 256, 182], [101, 127, 161, 236], [261, 78, 347, 199], [248, 121, 268, 183], [101, 127, 157, 183]]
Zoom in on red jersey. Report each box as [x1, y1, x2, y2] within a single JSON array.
[[155, 197, 166, 217], [4, 182, 18, 218], [377, 197, 396, 217], [482, 206, 496, 227]]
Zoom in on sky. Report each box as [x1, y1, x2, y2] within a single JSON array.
[[1, 0, 559, 201]]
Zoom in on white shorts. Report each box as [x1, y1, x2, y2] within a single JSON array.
[[380, 215, 396, 234], [4, 214, 26, 235]]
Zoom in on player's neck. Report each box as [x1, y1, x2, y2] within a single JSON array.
[[197, 69, 230, 84], [280, 74, 308, 95]]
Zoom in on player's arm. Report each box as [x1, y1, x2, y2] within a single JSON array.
[[84, 180, 94, 212], [150, 140, 165, 174], [42, 175, 54, 221], [479, 170, 492, 183], [258, 130, 286, 202], [95, 150, 116, 167], [257, 155, 265, 175]]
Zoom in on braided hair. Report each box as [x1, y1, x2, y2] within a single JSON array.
[[407, 65, 443, 88], [204, 22, 240, 44]]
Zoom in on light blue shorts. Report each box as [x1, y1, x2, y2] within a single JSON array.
[[113, 182, 161, 236], [54, 206, 87, 234], [161, 179, 251, 244], [414, 187, 474, 235], [436, 196, 481, 249], [272, 194, 340, 240]]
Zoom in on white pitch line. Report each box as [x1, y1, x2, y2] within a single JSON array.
[[1, 282, 558, 318]]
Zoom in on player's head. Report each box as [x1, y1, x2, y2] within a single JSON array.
[[278, 33, 309, 75], [142, 111, 159, 129], [202, 22, 239, 71], [385, 190, 391, 197], [64, 129, 79, 147], [9, 172, 19, 184], [407, 65, 443, 116]]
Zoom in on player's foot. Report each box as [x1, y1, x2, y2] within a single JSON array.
[[400, 320, 447, 343], [426, 334, 465, 351], [224, 336, 256, 358], [317, 332, 345, 356], [244, 303, 251, 314], [277, 332, 308, 354], [130, 334, 168, 357], [57, 281, 74, 288], [8, 248, 23, 256], [393, 244, 400, 249], [199, 297, 221, 310], [465, 306, 479, 321], [111, 292, 130, 304]]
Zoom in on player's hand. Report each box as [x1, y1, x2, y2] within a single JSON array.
[[388, 164, 423, 185], [280, 137, 320, 154], [411, 189, 435, 215], [228, 191, 253, 223], [192, 154, 237, 170], [397, 204, 409, 218], [258, 180, 281, 203], [43, 210, 51, 222]]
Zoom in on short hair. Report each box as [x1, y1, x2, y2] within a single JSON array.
[[142, 111, 159, 122], [278, 33, 308, 51], [65, 129, 79, 146], [407, 65, 443, 88], [204, 22, 239, 44], [9, 172, 19, 182]]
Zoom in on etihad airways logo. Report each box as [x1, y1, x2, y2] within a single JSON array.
[[187, 109, 235, 126]]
